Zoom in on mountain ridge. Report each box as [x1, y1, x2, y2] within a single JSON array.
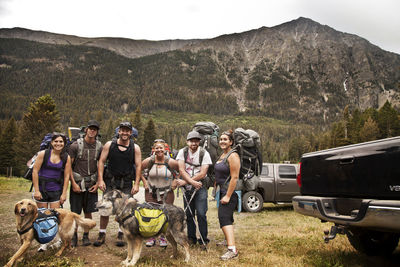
[[0, 17, 399, 125]]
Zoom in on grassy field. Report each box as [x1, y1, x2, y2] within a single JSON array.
[[0, 177, 399, 267]]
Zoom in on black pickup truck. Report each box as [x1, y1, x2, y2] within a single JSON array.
[[292, 137, 400, 255]]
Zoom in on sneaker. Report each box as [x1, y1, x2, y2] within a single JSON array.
[[159, 236, 167, 247], [115, 232, 125, 247], [93, 232, 106, 247], [220, 249, 238, 260], [82, 232, 91, 246], [145, 238, 156, 247], [37, 243, 48, 252], [71, 232, 78, 247]]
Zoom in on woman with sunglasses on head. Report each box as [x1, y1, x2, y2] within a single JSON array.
[[214, 130, 240, 260], [32, 132, 72, 251], [141, 139, 179, 247]]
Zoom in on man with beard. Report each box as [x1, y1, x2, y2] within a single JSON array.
[[176, 131, 212, 248], [94, 121, 142, 247]]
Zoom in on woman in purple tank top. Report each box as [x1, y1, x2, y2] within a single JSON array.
[[32, 133, 71, 209], [214, 130, 240, 260]]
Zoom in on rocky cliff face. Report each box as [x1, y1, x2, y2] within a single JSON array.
[[1, 17, 399, 123]]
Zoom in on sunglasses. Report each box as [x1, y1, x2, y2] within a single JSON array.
[[52, 132, 66, 138], [153, 139, 165, 143]]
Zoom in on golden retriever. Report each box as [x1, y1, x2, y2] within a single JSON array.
[[5, 199, 96, 267]]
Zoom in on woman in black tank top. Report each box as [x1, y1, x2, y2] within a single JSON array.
[[215, 130, 240, 260]]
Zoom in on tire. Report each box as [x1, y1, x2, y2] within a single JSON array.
[[242, 191, 263, 212], [346, 227, 399, 256]]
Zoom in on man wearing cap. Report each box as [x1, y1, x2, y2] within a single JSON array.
[[176, 131, 212, 247], [94, 121, 142, 247], [68, 120, 103, 247]]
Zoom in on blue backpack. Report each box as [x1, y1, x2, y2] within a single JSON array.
[[33, 208, 59, 244]]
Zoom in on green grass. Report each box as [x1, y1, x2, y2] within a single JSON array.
[[1, 177, 399, 266]]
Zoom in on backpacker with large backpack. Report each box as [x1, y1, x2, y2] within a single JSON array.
[[71, 136, 102, 191], [23, 133, 69, 192], [190, 122, 220, 189], [222, 128, 263, 192]]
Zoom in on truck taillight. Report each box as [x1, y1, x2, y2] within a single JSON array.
[[297, 162, 302, 187]]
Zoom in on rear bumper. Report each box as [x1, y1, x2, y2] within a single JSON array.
[[292, 196, 400, 232]]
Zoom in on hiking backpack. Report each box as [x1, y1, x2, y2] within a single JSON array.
[[118, 202, 168, 238], [134, 203, 168, 237], [33, 208, 59, 244], [223, 128, 263, 191], [191, 122, 220, 188]]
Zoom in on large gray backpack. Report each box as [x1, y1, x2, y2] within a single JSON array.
[[224, 128, 263, 191], [192, 122, 220, 188]]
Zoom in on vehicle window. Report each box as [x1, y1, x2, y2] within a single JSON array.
[[278, 165, 296, 179], [261, 165, 268, 176]]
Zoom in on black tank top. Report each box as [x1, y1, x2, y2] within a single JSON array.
[[107, 140, 135, 177]]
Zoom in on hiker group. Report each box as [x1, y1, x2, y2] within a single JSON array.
[[27, 120, 263, 261]]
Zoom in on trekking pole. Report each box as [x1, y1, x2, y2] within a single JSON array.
[[182, 187, 209, 252], [183, 187, 197, 213]]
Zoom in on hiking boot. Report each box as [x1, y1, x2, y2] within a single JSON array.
[[82, 232, 91, 246], [159, 236, 167, 247], [145, 237, 156, 247], [37, 243, 48, 252], [93, 232, 106, 247], [115, 232, 125, 247], [71, 232, 78, 247], [220, 249, 238, 260]]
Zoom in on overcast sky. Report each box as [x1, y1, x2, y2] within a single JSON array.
[[0, 0, 399, 54]]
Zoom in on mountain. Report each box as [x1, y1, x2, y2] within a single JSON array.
[[1, 17, 399, 125]]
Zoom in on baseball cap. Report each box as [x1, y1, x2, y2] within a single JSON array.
[[187, 131, 202, 141], [87, 120, 100, 129], [119, 121, 133, 129]]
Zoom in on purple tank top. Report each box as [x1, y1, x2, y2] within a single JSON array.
[[38, 149, 63, 191]]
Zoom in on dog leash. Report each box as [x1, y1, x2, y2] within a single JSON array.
[[182, 187, 208, 252]]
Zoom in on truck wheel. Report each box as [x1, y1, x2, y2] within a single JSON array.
[[346, 227, 399, 256], [242, 191, 263, 212]]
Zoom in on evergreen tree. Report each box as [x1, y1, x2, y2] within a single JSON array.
[[0, 117, 17, 175], [142, 118, 156, 157], [288, 136, 308, 162], [348, 108, 362, 143], [330, 121, 349, 147], [132, 107, 143, 148], [13, 95, 60, 175], [359, 117, 379, 142], [377, 101, 400, 138]]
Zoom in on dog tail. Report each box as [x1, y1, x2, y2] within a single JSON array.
[[74, 214, 96, 231]]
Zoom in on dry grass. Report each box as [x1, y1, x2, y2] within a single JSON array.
[[0, 177, 399, 267]]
